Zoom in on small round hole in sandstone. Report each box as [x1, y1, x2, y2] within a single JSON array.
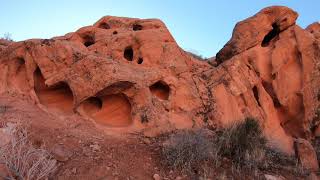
[[34, 68, 74, 115], [124, 46, 134, 61], [81, 94, 132, 127], [133, 24, 143, 31], [83, 35, 95, 47], [113, 31, 118, 35], [149, 81, 170, 100], [137, 58, 143, 64], [98, 22, 111, 29]]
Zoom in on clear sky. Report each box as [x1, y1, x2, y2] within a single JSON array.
[[1, 1, 319, 58]]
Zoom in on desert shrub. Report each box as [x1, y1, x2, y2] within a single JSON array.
[[1, 33, 13, 41], [161, 129, 214, 174], [0, 124, 57, 180], [213, 118, 266, 169], [186, 51, 206, 61]]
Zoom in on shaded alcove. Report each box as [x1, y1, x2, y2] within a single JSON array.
[[137, 57, 143, 64], [34, 67, 74, 115], [98, 22, 111, 29], [149, 81, 170, 100], [133, 24, 143, 31], [124, 46, 134, 61], [252, 86, 261, 107], [11, 58, 29, 91], [83, 35, 95, 47], [261, 23, 280, 47], [81, 94, 133, 127]]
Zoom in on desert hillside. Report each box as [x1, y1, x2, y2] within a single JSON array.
[[1, 6, 320, 180]]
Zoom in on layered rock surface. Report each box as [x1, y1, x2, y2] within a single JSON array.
[[1, 6, 320, 155]]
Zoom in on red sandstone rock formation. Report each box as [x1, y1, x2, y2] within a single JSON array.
[[0, 6, 320, 156]]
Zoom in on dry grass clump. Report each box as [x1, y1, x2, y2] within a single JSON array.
[[0, 124, 57, 180], [161, 129, 214, 174], [213, 118, 266, 169], [161, 118, 291, 177]]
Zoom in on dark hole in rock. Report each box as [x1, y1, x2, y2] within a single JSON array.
[[34, 67, 74, 115], [11, 58, 28, 91], [137, 58, 143, 64], [252, 86, 261, 106], [149, 81, 170, 100], [81, 94, 132, 127], [113, 31, 118, 35], [83, 35, 95, 47], [124, 46, 134, 61], [262, 80, 281, 108], [133, 24, 143, 31], [98, 22, 111, 29], [261, 23, 280, 47]]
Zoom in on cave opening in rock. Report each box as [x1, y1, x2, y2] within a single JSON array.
[[83, 35, 95, 47], [98, 22, 111, 29], [252, 86, 261, 106], [124, 46, 134, 61], [80, 97, 103, 115], [11, 58, 28, 91], [133, 24, 143, 31], [113, 31, 118, 35], [81, 94, 132, 127], [261, 23, 280, 47], [149, 81, 170, 100], [137, 57, 143, 64], [34, 67, 74, 115]]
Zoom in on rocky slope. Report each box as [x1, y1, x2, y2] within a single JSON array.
[[1, 6, 320, 174]]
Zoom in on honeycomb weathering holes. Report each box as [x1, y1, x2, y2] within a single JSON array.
[[149, 81, 170, 100], [133, 24, 143, 31], [34, 67, 74, 115], [137, 58, 143, 64], [98, 22, 111, 29], [124, 46, 134, 61], [81, 94, 133, 127], [83, 35, 95, 47]]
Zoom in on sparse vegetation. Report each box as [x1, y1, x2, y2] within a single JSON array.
[[161, 129, 214, 175], [1, 33, 13, 41], [0, 124, 57, 180], [186, 51, 206, 61], [161, 118, 301, 178], [213, 118, 266, 169]]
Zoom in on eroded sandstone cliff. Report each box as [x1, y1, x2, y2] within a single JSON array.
[[1, 6, 319, 155]]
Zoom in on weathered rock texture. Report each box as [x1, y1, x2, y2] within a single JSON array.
[[1, 6, 320, 154]]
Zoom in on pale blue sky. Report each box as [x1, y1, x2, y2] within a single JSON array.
[[1, 1, 319, 57]]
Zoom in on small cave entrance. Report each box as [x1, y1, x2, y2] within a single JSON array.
[[252, 86, 261, 107], [149, 81, 170, 100], [34, 67, 74, 115], [98, 22, 111, 29], [133, 24, 143, 31], [81, 94, 132, 127], [124, 46, 134, 61], [83, 35, 95, 47], [261, 23, 280, 47], [11, 58, 28, 91], [113, 31, 118, 35]]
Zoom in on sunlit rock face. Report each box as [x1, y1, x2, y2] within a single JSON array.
[[1, 6, 320, 154]]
